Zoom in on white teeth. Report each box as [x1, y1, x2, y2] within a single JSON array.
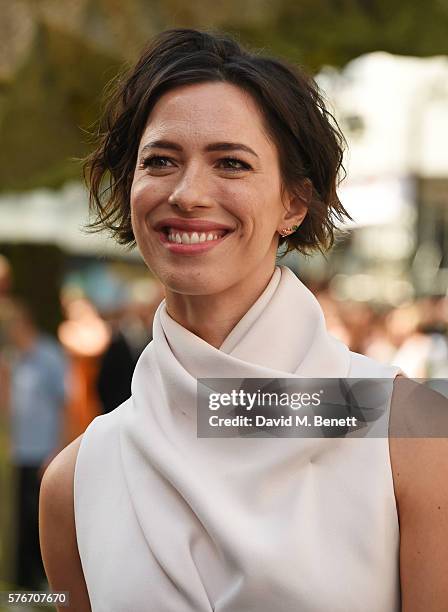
[[167, 229, 225, 244]]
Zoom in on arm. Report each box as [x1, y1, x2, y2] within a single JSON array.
[[39, 435, 91, 612], [390, 379, 448, 611]]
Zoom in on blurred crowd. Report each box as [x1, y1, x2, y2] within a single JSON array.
[[0, 254, 164, 591], [314, 284, 448, 378], [0, 252, 447, 591]]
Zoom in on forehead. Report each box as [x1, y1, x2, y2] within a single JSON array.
[[141, 81, 273, 148]]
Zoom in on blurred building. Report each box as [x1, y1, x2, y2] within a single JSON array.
[[314, 52, 448, 303], [0, 182, 132, 260]]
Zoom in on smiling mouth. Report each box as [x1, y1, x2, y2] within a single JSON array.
[[163, 228, 230, 244]]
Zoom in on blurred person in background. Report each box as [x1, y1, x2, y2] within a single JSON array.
[[96, 299, 137, 414], [392, 296, 448, 378], [363, 308, 398, 364], [58, 292, 109, 439], [338, 300, 376, 355], [96, 281, 164, 414], [0, 255, 14, 412], [1, 299, 67, 590], [314, 286, 351, 347]]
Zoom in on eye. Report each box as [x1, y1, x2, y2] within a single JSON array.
[[138, 155, 176, 171], [217, 157, 252, 171]]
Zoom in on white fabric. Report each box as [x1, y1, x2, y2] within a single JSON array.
[[74, 266, 402, 611]]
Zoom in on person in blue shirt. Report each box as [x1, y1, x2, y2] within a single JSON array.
[[3, 299, 67, 589]]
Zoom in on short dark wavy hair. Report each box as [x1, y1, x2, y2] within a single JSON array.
[[84, 28, 352, 256]]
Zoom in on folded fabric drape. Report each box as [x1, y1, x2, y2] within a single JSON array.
[[75, 266, 402, 611]]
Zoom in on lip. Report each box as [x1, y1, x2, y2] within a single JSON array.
[[153, 217, 235, 256]]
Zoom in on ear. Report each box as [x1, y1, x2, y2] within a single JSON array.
[[281, 178, 312, 228]]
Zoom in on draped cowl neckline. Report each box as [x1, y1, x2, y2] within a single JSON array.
[[150, 266, 351, 418]]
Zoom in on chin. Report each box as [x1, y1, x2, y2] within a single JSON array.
[[150, 263, 231, 297]]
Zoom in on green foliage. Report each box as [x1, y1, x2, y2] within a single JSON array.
[[223, 0, 448, 70], [0, 23, 121, 191]]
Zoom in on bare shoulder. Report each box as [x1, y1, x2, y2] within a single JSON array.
[[39, 435, 91, 612], [41, 435, 84, 490], [389, 376, 448, 609], [389, 376, 448, 493]]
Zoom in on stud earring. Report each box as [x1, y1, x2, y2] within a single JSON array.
[[279, 224, 300, 237]]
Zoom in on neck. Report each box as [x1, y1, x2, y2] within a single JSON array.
[[165, 264, 277, 349]]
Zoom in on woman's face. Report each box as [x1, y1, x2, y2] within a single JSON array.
[[130, 81, 306, 296]]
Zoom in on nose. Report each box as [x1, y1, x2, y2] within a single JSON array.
[[168, 163, 213, 212]]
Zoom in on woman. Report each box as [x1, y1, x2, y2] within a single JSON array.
[[40, 28, 448, 611]]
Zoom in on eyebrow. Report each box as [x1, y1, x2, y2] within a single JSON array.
[[140, 139, 259, 158]]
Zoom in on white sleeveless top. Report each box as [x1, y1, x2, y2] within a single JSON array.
[[74, 266, 402, 611]]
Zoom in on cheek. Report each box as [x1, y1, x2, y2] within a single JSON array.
[[130, 181, 153, 241], [241, 187, 282, 235], [131, 176, 151, 210], [222, 181, 268, 224], [130, 176, 166, 225]]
